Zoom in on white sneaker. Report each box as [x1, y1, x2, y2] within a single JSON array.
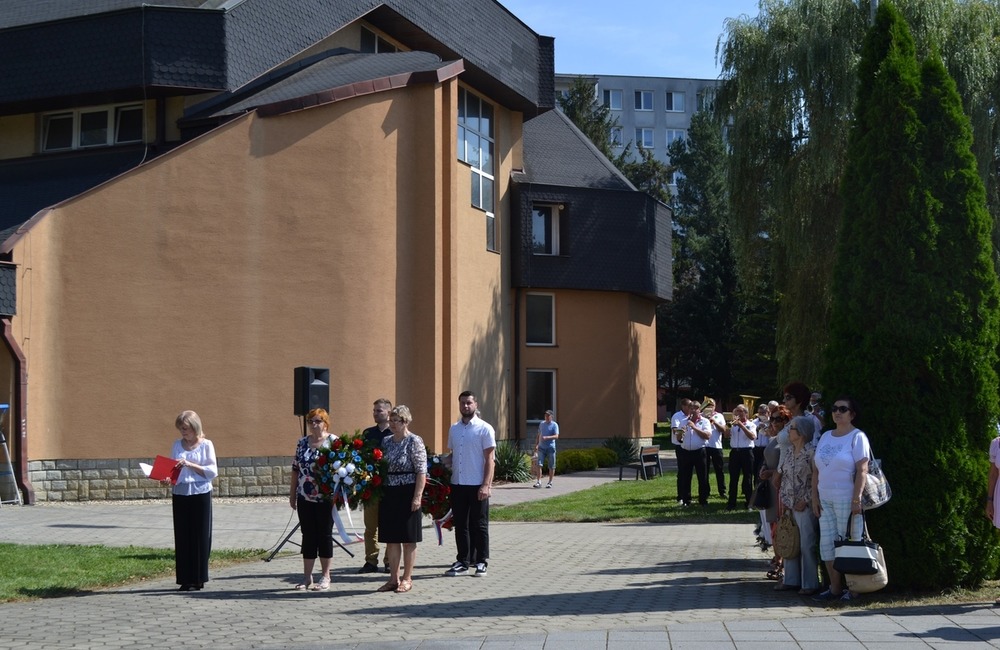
[[533, 481, 541, 488], [546, 482, 553, 488], [473, 562, 488, 577]]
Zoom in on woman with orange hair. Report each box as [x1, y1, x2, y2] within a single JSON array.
[[289, 407, 336, 591]]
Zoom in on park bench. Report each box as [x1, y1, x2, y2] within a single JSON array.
[[618, 445, 662, 480]]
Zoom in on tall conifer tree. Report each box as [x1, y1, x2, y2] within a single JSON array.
[[824, 1, 1000, 588]]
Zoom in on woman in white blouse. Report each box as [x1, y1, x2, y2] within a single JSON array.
[[169, 410, 218, 592]]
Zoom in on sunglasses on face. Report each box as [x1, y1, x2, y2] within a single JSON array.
[[830, 405, 851, 414]]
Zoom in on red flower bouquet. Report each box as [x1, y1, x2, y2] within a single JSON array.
[[421, 454, 452, 521], [314, 431, 387, 508]]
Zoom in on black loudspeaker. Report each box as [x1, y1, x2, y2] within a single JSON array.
[[293, 366, 330, 415]]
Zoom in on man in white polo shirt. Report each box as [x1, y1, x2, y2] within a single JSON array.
[[444, 390, 496, 578]]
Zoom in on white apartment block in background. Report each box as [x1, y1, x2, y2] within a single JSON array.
[[554, 74, 720, 193]]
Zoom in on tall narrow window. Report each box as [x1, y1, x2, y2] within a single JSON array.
[[458, 88, 497, 251], [531, 205, 560, 255], [526, 293, 555, 345], [526, 370, 556, 422]]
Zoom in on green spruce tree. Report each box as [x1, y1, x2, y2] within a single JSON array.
[[824, 1, 1000, 588]]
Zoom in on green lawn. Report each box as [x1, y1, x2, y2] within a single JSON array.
[[492, 470, 758, 524], [0, 544, 262, 602]]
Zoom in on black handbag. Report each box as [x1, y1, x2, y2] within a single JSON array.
[[833, 513, 881, 575], [750, 480, 770, 510]]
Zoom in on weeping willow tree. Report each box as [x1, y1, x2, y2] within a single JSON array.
[[716, 0, 1000, 385]]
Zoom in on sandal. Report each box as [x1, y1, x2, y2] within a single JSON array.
[[310, 577, 330, 591], [395, 579, 412, 593], [294, 583, 313, 591], [376, 581, 399, 592], [766, 569, 783, 581]]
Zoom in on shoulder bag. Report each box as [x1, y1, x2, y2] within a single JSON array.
[[833, 513, 883, 576], [750, 479, 770, 510], [773, 509, 800, 559], [862, 457, 891, 510]]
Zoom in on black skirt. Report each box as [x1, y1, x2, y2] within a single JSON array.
[[378, 483, 423, 544]]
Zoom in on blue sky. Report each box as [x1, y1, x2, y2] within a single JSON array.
[[498, 0, 762, 80]]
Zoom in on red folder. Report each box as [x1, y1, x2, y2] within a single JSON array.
[[150, 455, 182, 484]]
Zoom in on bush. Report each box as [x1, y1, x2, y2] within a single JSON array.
[[603, 435, 638, 464], [590, 447, 618, 467], [555, 449, 598, 474], [493, 440, 532, 483]]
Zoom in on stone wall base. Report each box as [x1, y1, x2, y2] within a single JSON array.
[[27, 456, 293, 502]]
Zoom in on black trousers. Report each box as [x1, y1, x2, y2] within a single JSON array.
[[172, 491, 212, 587], [676, 447, 708, 505], [728, 448, 754, 506], [706, 447, 726, 496], [297, 496, 334, 560], [752, 447, 766, 486], [450, 484, 489, 566]]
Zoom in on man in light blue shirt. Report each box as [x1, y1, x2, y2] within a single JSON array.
[[534, 410, 559, 488]]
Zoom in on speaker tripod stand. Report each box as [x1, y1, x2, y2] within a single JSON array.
[[264, 522, 355, 562]]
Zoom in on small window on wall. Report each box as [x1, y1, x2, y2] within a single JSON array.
[[665, 91, 685, 112], [634, 90, 653, 111], [602, 89, 623, 110], [610, 126, 623, 148], [360, 26, 398, 53], [635, 127, 654, 149], [526, 370, 556, 422], [531, 205, 560, 255], [526, 293, 555, 345]]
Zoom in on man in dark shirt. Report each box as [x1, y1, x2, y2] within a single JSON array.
[[358, 398, 392, 573]]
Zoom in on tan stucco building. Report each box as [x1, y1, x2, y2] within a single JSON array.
[[0, 0, 671, 503]]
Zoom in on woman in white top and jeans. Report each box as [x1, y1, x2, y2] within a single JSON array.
[[810, 396, 871, 602]]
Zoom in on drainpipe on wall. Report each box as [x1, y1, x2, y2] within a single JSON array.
[[513, 287, 522, 447], [2, 319, 33, 505]]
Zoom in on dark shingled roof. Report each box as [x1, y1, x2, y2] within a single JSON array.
[[0, 148, 151, 234], [0, 0, 553, 114], [188, 50, 461, 119], [520, 110, 634, 191], [0, 0, 208, 30]]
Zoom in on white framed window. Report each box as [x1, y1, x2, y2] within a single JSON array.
[[41, 104, 143, 152], [635, 127, 654, 149], [526, 293, 555, 345], [665, 91, 685, 112], [666, 129, 686, 149], [531, 204, 560, 255], [610, 126, 623, 148], [458, 88, 497, 251], [526, 369, 556, 423], [602, 89, 623, 111], [634, 90, 653, 111]]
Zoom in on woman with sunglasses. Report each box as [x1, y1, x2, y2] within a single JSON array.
[[288, 407, 337, 591], [810, 397, 871, 603]]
